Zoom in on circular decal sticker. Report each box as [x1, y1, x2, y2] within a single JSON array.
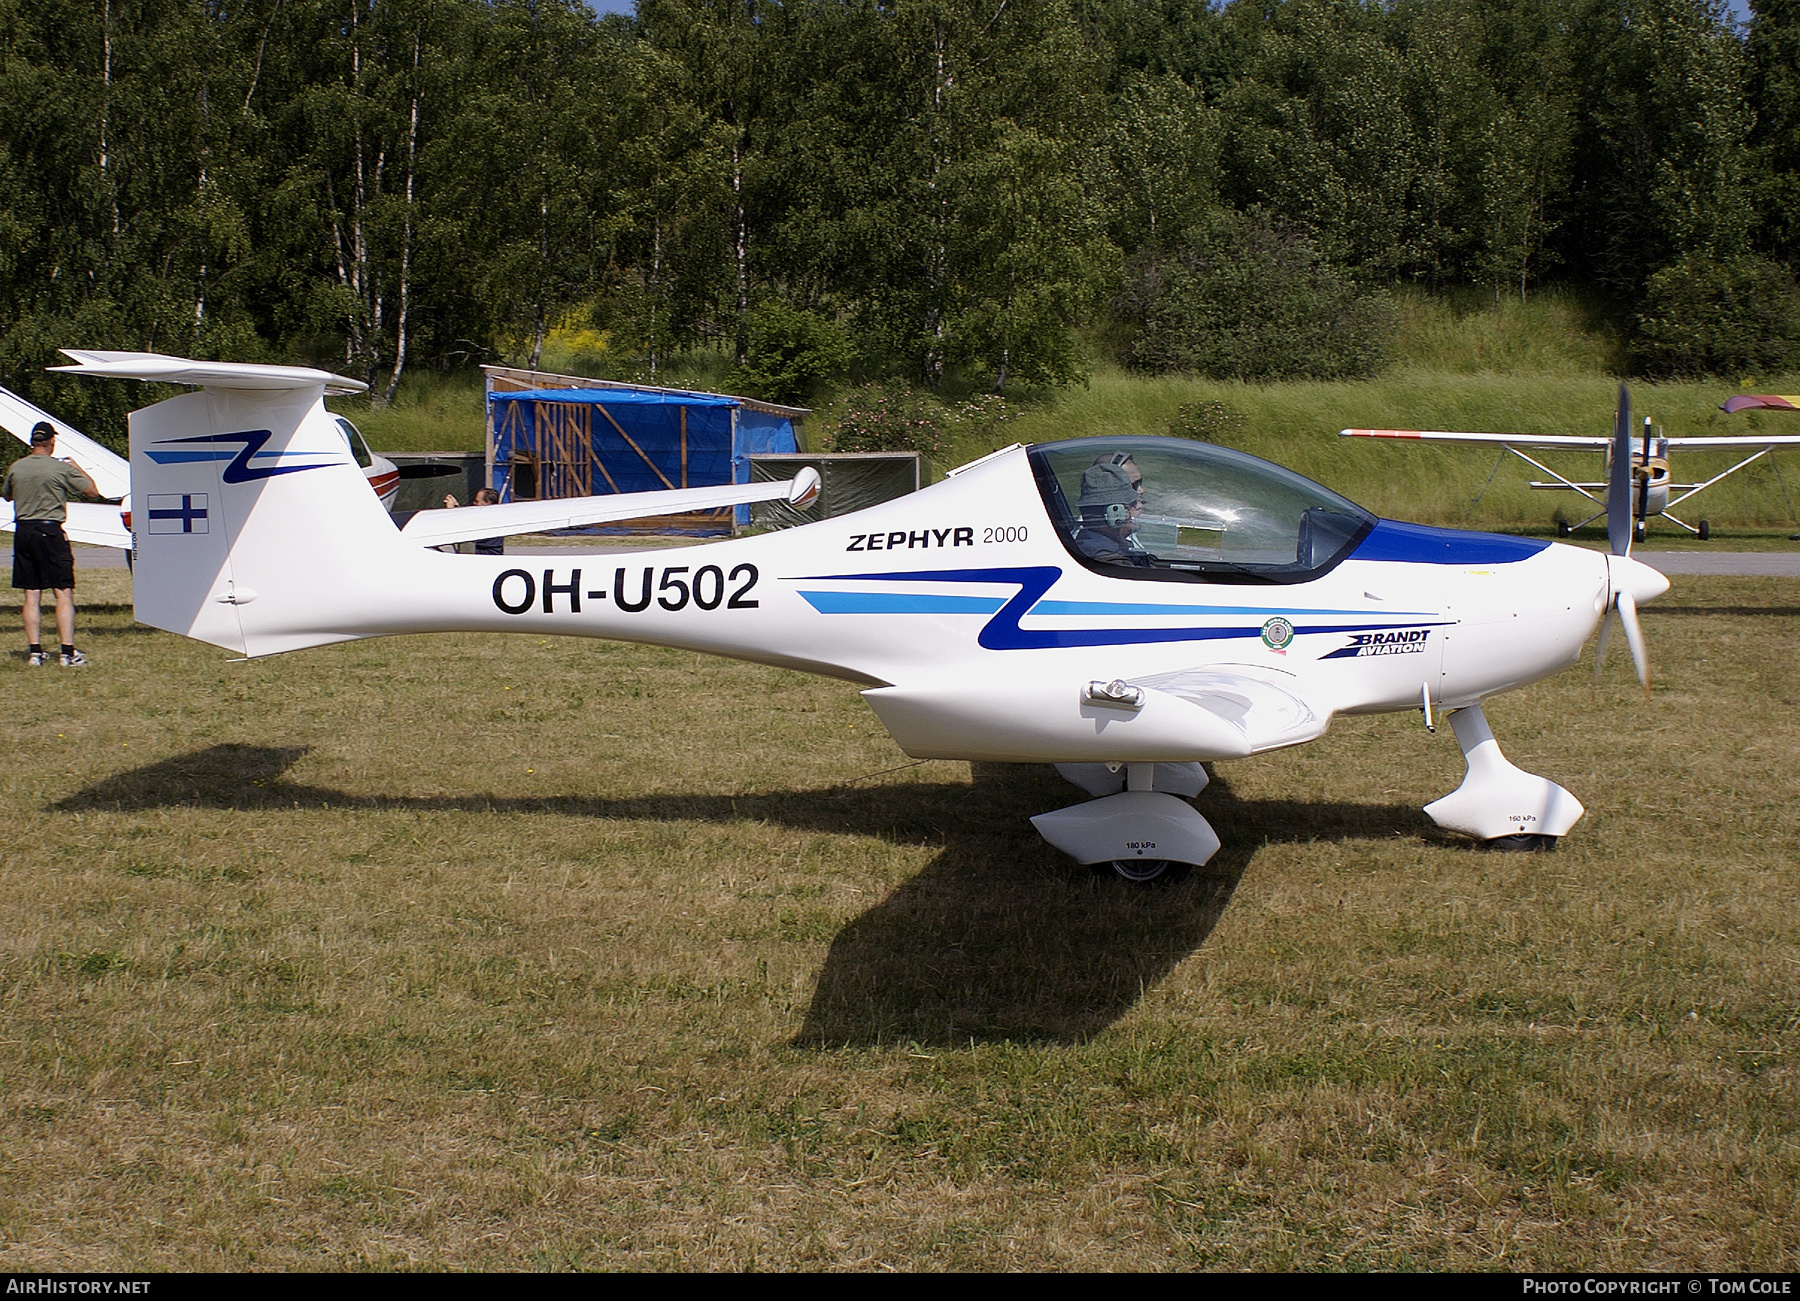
[[1261, 616, 1294, 650]]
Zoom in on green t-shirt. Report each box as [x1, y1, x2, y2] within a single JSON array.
[[2, 455, 91, 522]]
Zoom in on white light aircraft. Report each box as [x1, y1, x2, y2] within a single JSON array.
[[1342, 389, 1800, 541], [1, 357, 402, 550], [63, 352, 1670, 881]]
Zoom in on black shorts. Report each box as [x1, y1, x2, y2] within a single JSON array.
[[12, 520, 75, 590]]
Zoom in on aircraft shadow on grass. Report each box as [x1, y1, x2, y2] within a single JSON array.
[[57, 743, 1428, 1047]]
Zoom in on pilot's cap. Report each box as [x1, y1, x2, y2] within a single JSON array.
[[29, 422, 56, 445], [1077, 458, 1138, 510]]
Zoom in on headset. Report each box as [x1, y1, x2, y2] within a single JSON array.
[[1105, 453, 1134, 525]]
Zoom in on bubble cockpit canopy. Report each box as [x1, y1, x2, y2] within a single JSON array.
[[1028, 436, 1375, 584]]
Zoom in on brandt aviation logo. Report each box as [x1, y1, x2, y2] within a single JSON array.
[[1323, 628, 1432, 659], [145, 430, 339, 482]]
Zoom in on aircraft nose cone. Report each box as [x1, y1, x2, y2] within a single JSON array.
[[1609, 553, 1671, 607]]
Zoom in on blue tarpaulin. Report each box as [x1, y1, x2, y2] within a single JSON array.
[[487, 385, 802, 527]]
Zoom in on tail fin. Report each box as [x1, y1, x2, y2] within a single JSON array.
[[66, 353, 404, 657]]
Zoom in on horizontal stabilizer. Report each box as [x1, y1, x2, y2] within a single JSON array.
[[0, 383, 132, 500], [397, 467, 822, 547], [0, 500, 131, 549], [51, 349, 367, 395]]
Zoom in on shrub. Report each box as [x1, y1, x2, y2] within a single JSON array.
[[827, 385, 1023, 459], [829, 383, 947, 457], [1633, 255, 1800, 378], [729, 301, 855, 404], [1119, 210, 1395, 381]]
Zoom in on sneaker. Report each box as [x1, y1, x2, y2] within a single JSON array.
[[26, 651, 45, 667], [58, 649, 87, 668]]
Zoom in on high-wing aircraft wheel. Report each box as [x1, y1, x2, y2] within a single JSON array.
[[1698, 520, 1710, 541], [1098, 858, 1192, 885], [1634, 522, 1646, 543], [1557, 520, 1572, 537], [1483, 833, 1557, 852]]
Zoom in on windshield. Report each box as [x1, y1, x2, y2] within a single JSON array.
[[336, 417, 375, 469], [1029, 436, 1374, 584]]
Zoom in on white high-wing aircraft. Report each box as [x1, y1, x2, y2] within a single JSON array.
[[1342, 389, 1800, 541], [1, 358, 401, 550], [63, 351, 1670, 881]]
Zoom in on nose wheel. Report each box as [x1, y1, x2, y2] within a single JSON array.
[[1097, 858, 1191, 885], [1482, 832, 1558, 852]]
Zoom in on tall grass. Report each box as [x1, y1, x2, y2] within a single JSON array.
[[340, 294, 1800, 532], [974, 369, 1800, 530]]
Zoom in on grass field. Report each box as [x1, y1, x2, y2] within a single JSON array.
[[1, 567, 1795, 1270]]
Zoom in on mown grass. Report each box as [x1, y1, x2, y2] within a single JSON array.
[[0, 568, 1795, 1269]]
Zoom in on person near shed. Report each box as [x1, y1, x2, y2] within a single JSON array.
[[441, 487, 505, 555], [3, 422, 98, 666]]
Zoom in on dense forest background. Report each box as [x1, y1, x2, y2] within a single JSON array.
[[4, 0, 1799, 444]]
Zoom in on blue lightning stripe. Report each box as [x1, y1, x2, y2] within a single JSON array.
[[798, 592, 1007, 614], [791, 565, 1451, 651], [144, 450, 238, 464], [147, 431, 338, 482], [1027, 599, 1433, 618]]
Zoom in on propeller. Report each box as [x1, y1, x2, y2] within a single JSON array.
[[1596, 384, 1654, 694]]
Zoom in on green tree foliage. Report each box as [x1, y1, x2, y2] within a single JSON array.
[[1633, 253, 1800, 376], [1747, 0, 1800, 264], [1121, 210, 1396, 381], [0, 0, 1793, 423]]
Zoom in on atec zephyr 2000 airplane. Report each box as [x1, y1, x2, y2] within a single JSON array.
[[64, 351, 1670, 882]]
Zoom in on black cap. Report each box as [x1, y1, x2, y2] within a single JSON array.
[[29, 421, 56, 445]]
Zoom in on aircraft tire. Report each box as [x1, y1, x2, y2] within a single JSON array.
[[1098, 858, 1192, 885], [1557, 520, 1572, 537], [1483, 833, 1557, 853], [1698, 520, 1710, 541]]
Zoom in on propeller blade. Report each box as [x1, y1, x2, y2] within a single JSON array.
[[1593, 607, 1615, 684], [1608, 384, 1633, 557], [1617, 587, 1651, 694]]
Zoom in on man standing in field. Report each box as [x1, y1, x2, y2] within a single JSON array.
[[3, 422, 97, 667]]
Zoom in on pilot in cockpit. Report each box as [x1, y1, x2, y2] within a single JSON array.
[[1071, 453, 1154, 566]]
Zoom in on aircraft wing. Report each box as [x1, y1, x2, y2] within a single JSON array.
[[1341, 428, 1607, 450], [0, 383, 132, 501], [397, 468, 822, 548], [1720, 395, 1800, 413], [1663, 435, 1800, 449], [1133, 665, 1330, 754], [0, 499, 132, 549]]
